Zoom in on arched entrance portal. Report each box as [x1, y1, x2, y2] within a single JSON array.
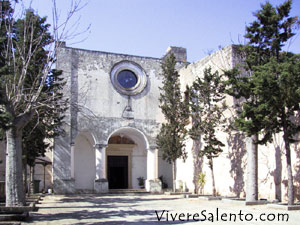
[[106, 128, 148, 190], [107, 136, 134, 189], [73, 131, 96, 191]]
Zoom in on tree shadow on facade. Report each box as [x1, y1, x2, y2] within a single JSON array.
[[270, 136, 283, 202], [279, 140, 300, 202], [227, 132, 246, 198]]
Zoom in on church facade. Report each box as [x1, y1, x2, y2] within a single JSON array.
[[53, 42, 179, 193]]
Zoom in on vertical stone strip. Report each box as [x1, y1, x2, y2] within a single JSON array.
[[146, 145, 161, 192], [70, 142, 75, 179], [146, 146, 156, 181], [95, 143, 107, 180]]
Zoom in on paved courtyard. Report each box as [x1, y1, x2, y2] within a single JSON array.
[[24, 194, 300, 224]]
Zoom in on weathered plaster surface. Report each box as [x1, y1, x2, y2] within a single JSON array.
[[53, 46, 171, 193]]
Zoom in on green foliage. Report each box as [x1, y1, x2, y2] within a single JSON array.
[[224, 66, 272, 143], [224, 0, 299, 144], [224, 0, 299, 205], [245, 0, 297, 62], [253, 54, 300, 142], [0, 1, 13, 129], [137, 177, 145, 187], [198, 172, 206, 192], [188, 67, 227, 159], [0, 2, 67, 164], [23, 69, 67, 166], [156, 54, 189, 164], [23, 121, 50, 167]]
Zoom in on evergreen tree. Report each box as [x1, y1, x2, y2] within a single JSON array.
[[224, 65, 263, 202], [225, 0, 299, 204], [156, 54, 189, 192], [22, 119, 50, 195], [253, 54, 300, 205], [22, 68, 66, 195], [187, 67, 227, 196]]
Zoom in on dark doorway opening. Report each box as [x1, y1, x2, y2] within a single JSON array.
[[107, 156, 128, 189]]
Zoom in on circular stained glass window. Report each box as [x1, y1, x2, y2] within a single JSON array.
[[117, 70, 137, 89], [111, 61, 147, 96]]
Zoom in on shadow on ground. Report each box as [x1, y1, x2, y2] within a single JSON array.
[[27, 195, 199, 224]]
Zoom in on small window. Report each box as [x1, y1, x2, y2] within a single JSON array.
[[117, 70, 138, 89]]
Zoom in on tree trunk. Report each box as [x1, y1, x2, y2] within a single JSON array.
[[30, 165, 35, 195], [5, 127, 25, 206], [23, 157, 28, 197], [283, 136, 294, 205], [172, 160, 176, 193], [209, 158, 216, 196], [192, 139, 203, 194], [246, 134, 258, 202], [274, 145, 282, 202]]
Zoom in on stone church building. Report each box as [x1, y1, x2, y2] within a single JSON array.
[[0, 43, 299, 202]]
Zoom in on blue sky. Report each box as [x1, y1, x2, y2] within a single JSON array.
[[23, 0, 300, 62]]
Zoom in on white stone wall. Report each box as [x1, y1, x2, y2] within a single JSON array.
[[60, 48, 164, 122], [158, 153, 173, 189], [178, 45, 300, 202], [74, 134, 96, 190], [131, 143, 147, 189]]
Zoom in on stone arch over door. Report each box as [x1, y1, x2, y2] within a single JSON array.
[[73, 131, 96, 191], [106, 127, 148, 189], [102, 127, 161, 191]]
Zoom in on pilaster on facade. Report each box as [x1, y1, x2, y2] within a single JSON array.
[[146, 145, 162, 193], [94, 142, 109, 193], [94, 143, 108, 180], [70, 142, 75, 179]]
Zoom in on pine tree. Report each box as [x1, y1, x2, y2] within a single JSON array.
[[187, 67, 227, 196], [253, 54, 300, 205], [225, 0, 299, 204], [156, 54, 189, 192]]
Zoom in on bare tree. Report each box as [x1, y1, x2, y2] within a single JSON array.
[[0, 0, 88, 206]]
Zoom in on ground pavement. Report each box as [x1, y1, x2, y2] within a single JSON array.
[[23, 194, 300, 224]]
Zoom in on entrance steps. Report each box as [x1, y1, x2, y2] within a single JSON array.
[[75, 189, 150, 194], [76, 189, 95, 194], [109, 189, 149, 194]]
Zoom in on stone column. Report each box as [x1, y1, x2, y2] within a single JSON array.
[[246, 135, 258, 203], [94, 143, 108, 193], [146, 145, 162, 193]]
